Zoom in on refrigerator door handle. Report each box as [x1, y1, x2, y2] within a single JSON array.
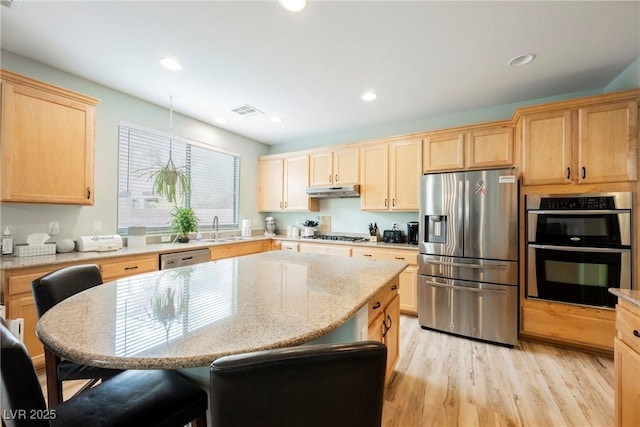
[[458, 179, 466, 252], [423, 279, 507, 294], [423, 279, 453, 289], [425, 259, 509, 270]]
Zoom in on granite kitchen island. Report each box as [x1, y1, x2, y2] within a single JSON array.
[[36, 251, 407, 382]]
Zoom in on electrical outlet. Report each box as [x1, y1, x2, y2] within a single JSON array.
[[161, 235, 171, 242], [48, 221, 60, 236], [93, 220, 102, 232]]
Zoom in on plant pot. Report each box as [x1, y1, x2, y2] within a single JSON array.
[[177, 236, 190, 243], [302, 227, 315, 237]]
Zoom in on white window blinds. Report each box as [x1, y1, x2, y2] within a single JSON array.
[[118, 123, 240, 234]]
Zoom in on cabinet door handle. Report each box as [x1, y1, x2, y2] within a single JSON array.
[[394, 256, 405, 260], [87, 187, 91, 199], [363, 254, 372, 257], [566, 167, 570, 180], [284, 201, 288, 208], [124, 266, 139, 271], [391, 284, 398, 291], [335, 174, 338, 182], [582, 166, 586, 179], [386, 314, 392, 330], [280, 201, 283, 209], [384, 198, 388, 207], [329, 174, 332, 183], [634, 330, 640, 338], [392, 198, 396, 207], [372, 301, 381, 309], [382, 320, 388, 338]]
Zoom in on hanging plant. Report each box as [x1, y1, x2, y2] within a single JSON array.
[[143, 156, 191, 204], [137, 95, 191, 204]]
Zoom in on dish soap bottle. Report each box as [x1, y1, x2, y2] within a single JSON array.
[[2, 227, 14, 255]]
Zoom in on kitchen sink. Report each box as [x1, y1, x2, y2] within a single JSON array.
[[201, 236, 253, 243]]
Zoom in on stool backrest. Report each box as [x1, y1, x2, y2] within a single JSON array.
[[210, 341, 387, 427], [32, 264, 103, 317], [0, 320, 49, 427]]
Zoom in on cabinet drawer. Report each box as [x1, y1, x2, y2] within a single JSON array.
[[7, 270, 50, 296], [100, 255, 158, 281], [210, 241, 263, 261], [617, 305, 640, 355], [368, 279, 399, 323], [352, 247, 417, 265]]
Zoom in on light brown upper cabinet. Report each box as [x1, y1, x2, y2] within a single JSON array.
[[422, 122, 513, 173], [361, 137, 422, 211], [1, 69, 99, 204], [519, 94, 638, 186], [309, 146, 359, 187], [258, 155, 319, 212]]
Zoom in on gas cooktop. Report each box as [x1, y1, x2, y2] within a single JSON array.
[[301, 234, 368, 242]]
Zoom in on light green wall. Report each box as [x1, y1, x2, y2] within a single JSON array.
[[0, 50, 269, 244], [2, 50, 638, 242], [605, 58, 640, 92]]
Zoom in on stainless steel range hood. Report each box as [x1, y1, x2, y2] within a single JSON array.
[[305, 184, 360, 198]]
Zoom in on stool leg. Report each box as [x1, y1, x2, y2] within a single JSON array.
[[192, 413, 208, 427], [44, 348, 63, 407]]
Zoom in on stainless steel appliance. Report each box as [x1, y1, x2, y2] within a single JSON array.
[[160, 249, 210, 270], [526, 192, 632, 308], [407, 221, 419, 245], [418, 168, 519, 346]]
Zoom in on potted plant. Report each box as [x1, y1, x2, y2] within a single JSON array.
[[301, 219, 319, 237], [169, 206, 199, 243]]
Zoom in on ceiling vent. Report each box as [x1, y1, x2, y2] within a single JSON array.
[[231, 104, 264, 117]]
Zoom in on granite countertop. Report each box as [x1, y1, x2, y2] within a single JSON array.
[[1, 234, 417, 271], [610, 288, 640, 309], [272, 235, 420, 251], [36, 251, 407, 370]]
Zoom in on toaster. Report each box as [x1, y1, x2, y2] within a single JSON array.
[[382, 230, 403, 243]]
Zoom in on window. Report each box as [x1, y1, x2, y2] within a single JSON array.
[[118, 122, 240, 234]]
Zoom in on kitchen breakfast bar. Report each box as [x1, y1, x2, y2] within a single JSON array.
[[35, 251, 407, 387]]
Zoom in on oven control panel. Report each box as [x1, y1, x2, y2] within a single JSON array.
[[540, 196, 615, 210]]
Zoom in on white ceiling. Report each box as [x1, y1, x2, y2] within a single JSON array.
[[1, 1, 639, 145]]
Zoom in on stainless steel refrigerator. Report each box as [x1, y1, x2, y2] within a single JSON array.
[[418, 168, 519, 346]]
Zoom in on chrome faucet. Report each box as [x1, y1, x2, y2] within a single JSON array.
[[212, 216, 219, 240]]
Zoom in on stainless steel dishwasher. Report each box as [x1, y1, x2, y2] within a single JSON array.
[[160, 248, 210, 270]]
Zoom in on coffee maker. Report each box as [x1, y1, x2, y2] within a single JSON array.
[[407, 221, 419, 245]]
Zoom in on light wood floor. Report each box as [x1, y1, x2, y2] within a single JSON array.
[[39, 315, 615, 427], [382, 315, 614, 427]]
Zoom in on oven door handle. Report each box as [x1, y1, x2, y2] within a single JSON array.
[[424, 259, 508, 270], [423, 279, 507, 294], [527, 209, 628, 215], [528, 243, 630, 253]]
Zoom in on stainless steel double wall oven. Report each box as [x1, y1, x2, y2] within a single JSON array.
[[526, 192, 632, 309]]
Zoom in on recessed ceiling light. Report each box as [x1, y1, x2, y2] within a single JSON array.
[[279, 0, 306, 12], [160, 57, 182, 70], [214, 117, 227, 125], [362, 92, 377, 101], [270, 116, 283, 124], [508, 54, 535, 67]]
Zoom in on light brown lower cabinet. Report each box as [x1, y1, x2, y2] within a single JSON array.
[[614, 299, 640, 427], [352, 246, 418, 315], [210, 240, 264, 261], [2, 256, 159, 368], [367, 279, 400, 385], [99, 254, 158, 282]]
